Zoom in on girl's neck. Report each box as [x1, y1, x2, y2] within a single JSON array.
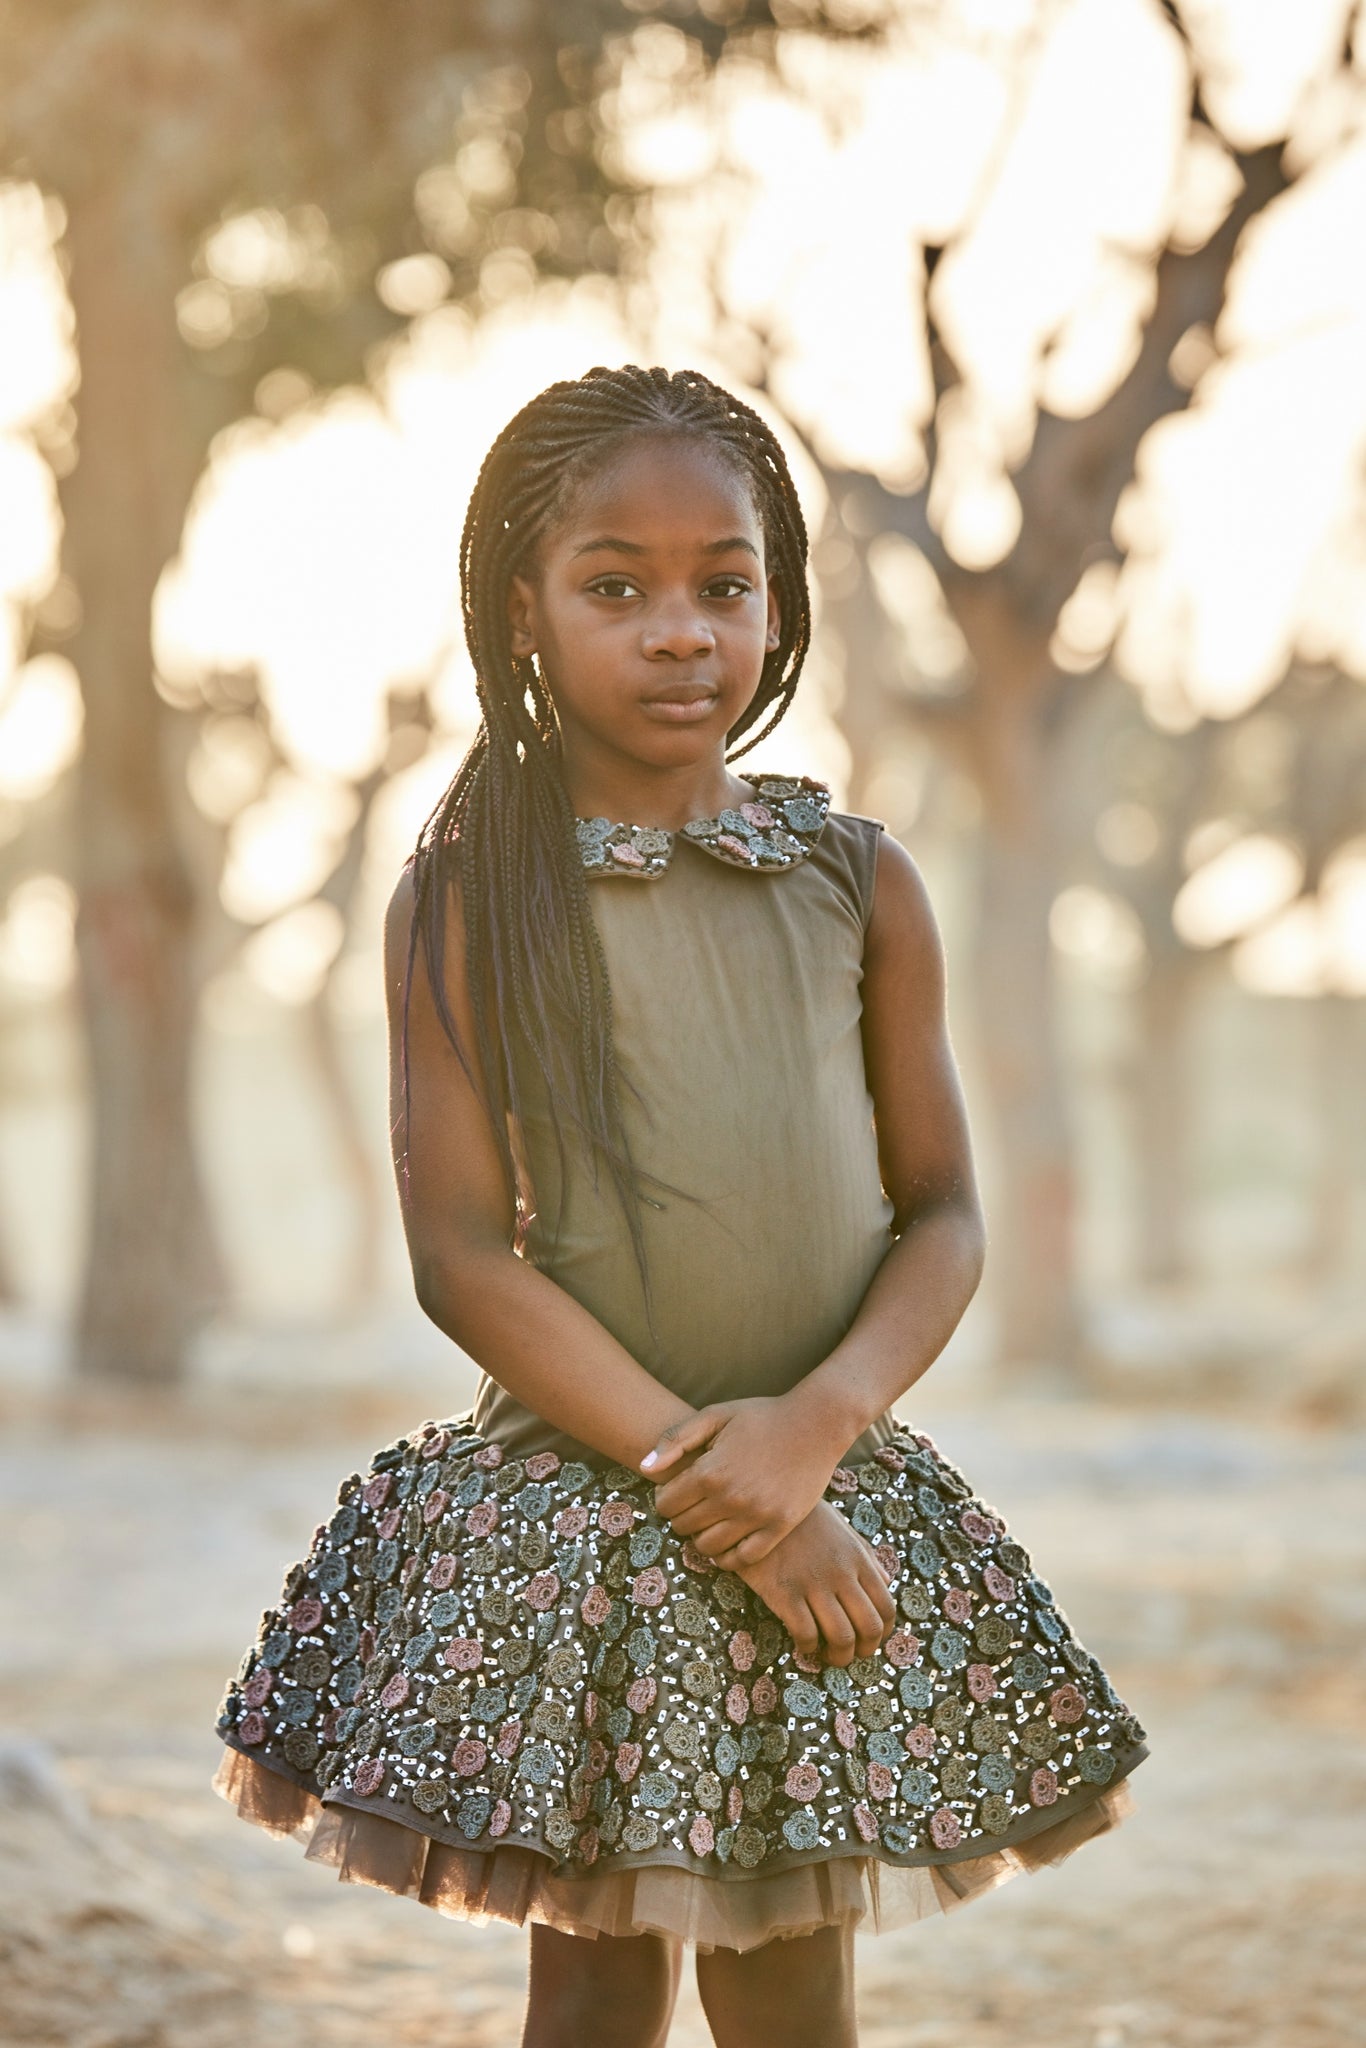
[[558, 751, 756, 832]]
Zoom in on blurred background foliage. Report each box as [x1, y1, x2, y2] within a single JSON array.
[[0, 0, 1363, 1401]]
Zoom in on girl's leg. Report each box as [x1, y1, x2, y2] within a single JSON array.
[[694, 1923, 857, 2048], [521, 1922, 684, 2048]]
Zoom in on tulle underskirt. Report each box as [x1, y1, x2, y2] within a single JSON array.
[[213, 1744, 1139, 1953]]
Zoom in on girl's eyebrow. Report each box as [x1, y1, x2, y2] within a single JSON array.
[[569, 535, 760, 561]]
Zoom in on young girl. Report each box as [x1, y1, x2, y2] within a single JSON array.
[[213, 363, 1149, 2046]]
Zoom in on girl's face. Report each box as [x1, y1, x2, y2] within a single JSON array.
[[506, 433, 781, 778]]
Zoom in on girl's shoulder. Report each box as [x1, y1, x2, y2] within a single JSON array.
[[810, 801, 887, 936]]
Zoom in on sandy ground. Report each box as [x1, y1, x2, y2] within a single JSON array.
[[1, 1351, 1364, 2048]]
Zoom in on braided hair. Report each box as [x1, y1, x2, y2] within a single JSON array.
[[398, 364, 812, 1301]]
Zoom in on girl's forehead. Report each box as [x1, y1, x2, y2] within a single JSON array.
[[549, 433, 761, 548]]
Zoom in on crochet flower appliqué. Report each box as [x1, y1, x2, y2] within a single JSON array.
[[575, 774, 832, 879]]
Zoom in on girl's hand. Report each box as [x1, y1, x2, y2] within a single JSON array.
[[642, 1395, 841, 1570], [733, 1502, 896, 1668]]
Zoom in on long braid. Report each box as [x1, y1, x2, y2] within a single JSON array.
[[399, 365, 812, 1301]]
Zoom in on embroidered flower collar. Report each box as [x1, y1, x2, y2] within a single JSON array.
[[574, 774, 831, 880]]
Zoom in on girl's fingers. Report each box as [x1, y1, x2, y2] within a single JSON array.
[[780, 1597, 821, 1665], [808, 1591, 857, 1668], [682, 1517, 750, 1557], [640, 1409, 726, 1475], [861, 1566, 897, 1634], [651, 1476, 709, 1522], [839, 1585, 887, 1662], [713, 1528, 777, 1570]]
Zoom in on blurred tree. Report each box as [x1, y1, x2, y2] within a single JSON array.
[[0, 0, 881, 1383], [801, 5, 1364, 1372]]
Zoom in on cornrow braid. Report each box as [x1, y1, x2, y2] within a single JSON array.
[[399, 364, 812, 1305]]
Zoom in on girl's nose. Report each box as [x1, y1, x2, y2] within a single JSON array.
[[641, 597, 716, 659]]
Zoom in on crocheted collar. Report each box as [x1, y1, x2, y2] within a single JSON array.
[[574, 774, 832, 880]]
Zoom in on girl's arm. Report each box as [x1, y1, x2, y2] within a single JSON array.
[[385, 862, 696, 1471], [645, 832, 987, 1565]]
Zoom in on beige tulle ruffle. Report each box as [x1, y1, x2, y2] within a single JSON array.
[[213, 1745, 1139, 1953]]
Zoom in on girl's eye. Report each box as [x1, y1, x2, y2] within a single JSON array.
[[588, 576, 642, 599], [706, 577, 752, 599]]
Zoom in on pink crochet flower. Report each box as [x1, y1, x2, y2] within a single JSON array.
[[522, 1572, 561, 1612], [631, 1566, 667, 1607], [453, 1739, 487, 1777], [354, 1759, 385, 1796], [853, 1804, 878, 1843], [867, 1762, 894, 1801], [465, 1501, 498, 1538], [689, 1816, 715, 1857], [716, 833, 752, 861], [725, 1684, 749, 1725], [360, 1627, 376, 1663], [943, 1588, 972, 1624], [751, 1675, 778, 1715], [983, 1564, 1016, 1602], [579, 1826, 600, 1866], [555, 1504, 589, 1538], [785, 1763, 821, 1801], [1030, 1767, 1059, 1807], [959, 1510, 997, 1544], [728, 1630, 756, 1671], [829, 1468, 858, 1495], [884, 1630, 920, 1669], [525, 1452, 562, 1481], [903, 1723, 936, 1759], [495, 1720, 523, 1758], [321, 1709, 342, 1743], [910, 1432, 937, 1452], [598, 1501, 634, 1537], [376, 1507, 402, 1541], [966, 1663, 998, 1702], [1049, 1683, 1087, 1725], [610, 842, 647, 867], [615, 1742, 642, 1783], [727, 1784, 744, 1824], [792, 1647, 822, 1674], [874, 1447, 906, 1472], [420, 1429, 450, 1460], [585, 1740, 608, 1782], [242, 1668, 274, 1708], [363, 1474, 392, 1510], [929, 1806, 962, 1849], [834, 1710, 857, 1751], [583, 1691, 601, 1728], [401, 1553, 422, 1587], [875, 1544, 900, 1580], [427, 1553, 458, 1591], [473, 1444, 503, 1470], [380, 1673, 410, 1709], [288, 1597, 323, 1634], [626, 1675, 658, 1714], [443, 1637, 483, 1671], [422, 1489, 450, 1526], [739, 801, 775, 829], [681, 1541, 715, 1573], [239, 1711, 267, 1746], [489, 1798, 512, 1836]]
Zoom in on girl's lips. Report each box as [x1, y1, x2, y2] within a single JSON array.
[[640, 692, 719, 723]]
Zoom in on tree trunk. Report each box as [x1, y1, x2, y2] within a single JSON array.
[[62, 184, 222, 1382], [1132, 950, 1199, 1286]]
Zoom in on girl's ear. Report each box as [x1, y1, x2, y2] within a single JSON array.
[[507, 573, 537, 657], [765, 578, 782, 652]]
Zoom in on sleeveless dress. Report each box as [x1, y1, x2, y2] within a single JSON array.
[[212, 772, 1150, 1953]]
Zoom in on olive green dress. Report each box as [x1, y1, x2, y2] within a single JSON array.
[[212, 772, 1149, 1952]]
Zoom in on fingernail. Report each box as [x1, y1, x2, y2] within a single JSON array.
[[640, 1452, 657, 1470]]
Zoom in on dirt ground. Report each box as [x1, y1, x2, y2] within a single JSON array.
[[2, 1354, 1364, 2048]]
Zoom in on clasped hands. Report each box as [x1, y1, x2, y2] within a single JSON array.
[[640, 1394, 895, 1666]]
